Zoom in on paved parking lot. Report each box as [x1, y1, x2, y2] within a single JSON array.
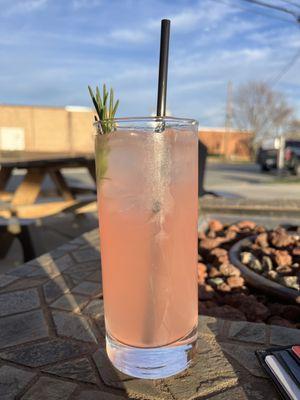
[[7, 162, 300, 201], [205, 161, 300, 199]]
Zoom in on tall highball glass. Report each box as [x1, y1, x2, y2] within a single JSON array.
[[95, 117, 198, 379]]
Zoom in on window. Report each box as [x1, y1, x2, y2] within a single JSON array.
[[0, 127, 25, 151]]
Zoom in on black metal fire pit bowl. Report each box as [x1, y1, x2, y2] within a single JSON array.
[[229, 235, 300, 305]]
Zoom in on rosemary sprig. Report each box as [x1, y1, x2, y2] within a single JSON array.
[[88, 84, 119, 134], [88, 84, 119, 182]]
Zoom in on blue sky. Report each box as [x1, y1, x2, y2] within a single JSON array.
[[0, 0, 300, 126]]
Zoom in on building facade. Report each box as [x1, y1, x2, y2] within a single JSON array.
[[0, 105, 253, 159]]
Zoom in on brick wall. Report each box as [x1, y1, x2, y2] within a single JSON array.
[[199, 128, 254, 160], [0, 104, 95, 153]]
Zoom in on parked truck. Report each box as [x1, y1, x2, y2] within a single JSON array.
[[256, 138, 300, 175]]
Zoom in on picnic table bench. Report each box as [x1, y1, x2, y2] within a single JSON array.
[[0, 151, 97, 261], [0, 151, 96, 218], [0, 229, 298, 399]]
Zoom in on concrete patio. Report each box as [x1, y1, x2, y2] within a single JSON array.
[[0, 229, 299, 399]]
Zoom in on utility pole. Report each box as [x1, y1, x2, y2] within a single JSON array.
[[224, 81, 233, 161], [277, 129, 285, 175]]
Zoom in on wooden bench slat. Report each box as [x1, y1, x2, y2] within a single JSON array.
[[12, 168, 46, 207]]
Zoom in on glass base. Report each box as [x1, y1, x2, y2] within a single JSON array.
[[106, 326, 198, 379]]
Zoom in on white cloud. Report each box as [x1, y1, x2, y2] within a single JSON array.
[[109, 28, 149, 44], [3, 0, 47, 15], [0, 32, 22, 45], [147, 0, 234, 33], [95, 0, 236, 49], [40, 25, 150, 46], [72, 0, 102, 10], [171, 9, 204, 30], [242, 48, 267, 61]]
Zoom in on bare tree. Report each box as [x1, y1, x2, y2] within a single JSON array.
[[286, 119, 300, 139], [233, 81, 294, 146]]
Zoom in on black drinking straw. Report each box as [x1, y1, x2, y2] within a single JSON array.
[[141, 20, 171, 345], [156, 19, 170, 117]]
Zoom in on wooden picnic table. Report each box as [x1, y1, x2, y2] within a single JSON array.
[[0, 151, 97, 219]]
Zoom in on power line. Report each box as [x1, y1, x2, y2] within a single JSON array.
[[269, 46, 300, 86], [279, 0, 300, 10], [268, 16, 300, 86], [245, 45, 300, 135], [240, 0, 299, 18], [208, 0, 300, 85], [252, 43, 300, 137], [207, 0, 297, 23], [212, 1, 300, 137]]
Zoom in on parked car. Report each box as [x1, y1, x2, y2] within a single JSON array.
[[257, 139, 300, 174], [256, 147, 277, 171], [284, 140, 300, 175]]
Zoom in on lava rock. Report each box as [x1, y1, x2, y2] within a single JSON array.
[[198, 284, 215, 300], [276, 265, 292, 275], [208, 219, 223, 232], [268, 303, 285, 316], [280, 276, 300, 291], [240, 251, 254, 264], [240, 300, 270, 322], [210, 248, 228, 257], [262, 247, 276, 256], [219, 263, 241, 277], [255, 233, 269, 248], [207, 230, 217, 238], [201, 305, 246, 321], [210, 248, 229, 265], [255, 225, 266, 233], [281, 305, 300, 321], [200, 237, 225, 251], [292, 247, 300, 256], [227, 276, 244, 289], [225, 230, 237, 241], [218, 283, 231, 292], [263, 270, 278, 281], [237, 220, 257, 230], [250, 258, 263, 272], [262, 256, 273, 271], [224, 293, 269, 321], [208, 277, 224, 288], [224, 293, 251, 308], [274, 250, 292, 267], [197, 263, 207, 285], [270, 230, 294, 248], [228, 224, 240, 233], [208, 267, 222, 278], [203, 300, 219, 309]]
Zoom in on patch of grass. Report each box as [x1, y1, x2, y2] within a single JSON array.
[[207, 155, 253, 164], [267, 176, 300, 184]]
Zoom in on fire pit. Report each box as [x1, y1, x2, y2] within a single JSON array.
[[229, 232, 300, 304], [198, 220, 300, 329]]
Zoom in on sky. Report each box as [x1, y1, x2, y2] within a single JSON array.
[[0, 0, 300, 126]]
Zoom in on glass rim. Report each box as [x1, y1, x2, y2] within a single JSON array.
[[93, 116, 198, 129]]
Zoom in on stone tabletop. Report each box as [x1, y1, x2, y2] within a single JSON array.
[[1, 229, 300, 400]]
